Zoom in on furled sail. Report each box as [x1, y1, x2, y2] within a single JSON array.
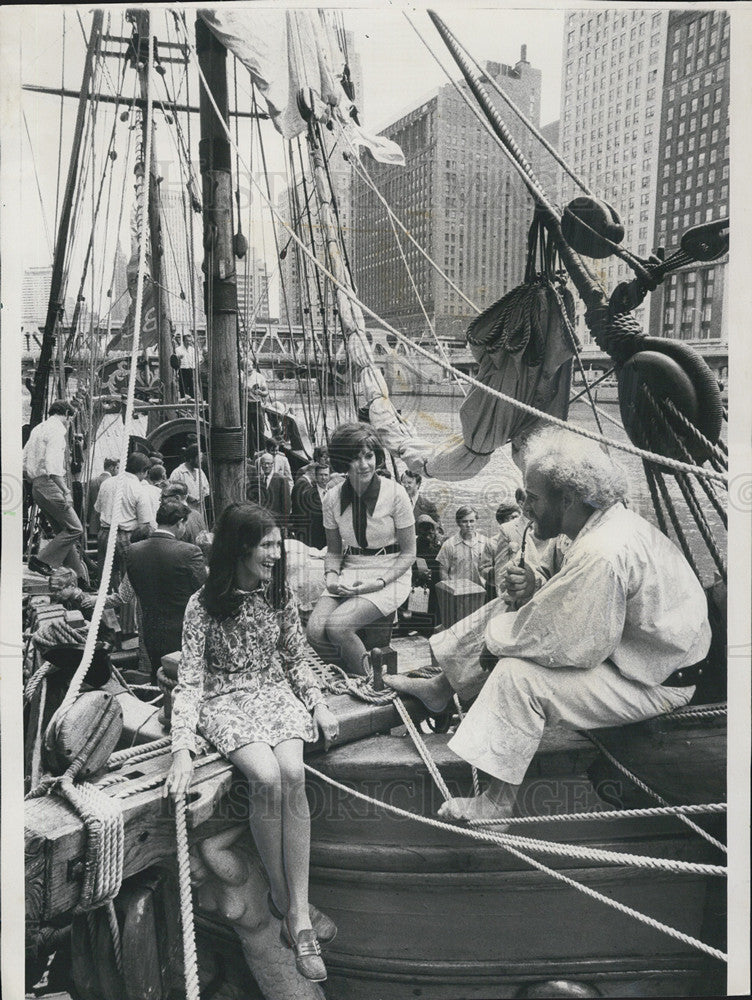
[[199, 9, 405, 164], [107, 142, 171, 354]]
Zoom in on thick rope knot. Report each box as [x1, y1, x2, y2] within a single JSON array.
[[586, 304, 647, 365], [25, 760, 125, 911]]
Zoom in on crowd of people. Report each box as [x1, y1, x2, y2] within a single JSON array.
[[24, 407, 712, 983]]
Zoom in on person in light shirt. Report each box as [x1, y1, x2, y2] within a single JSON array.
[[94, 451, 155, 587], [143, 463, 168, 523], [388, 429, 711, 825], [436, 506, 489, 588], [169, 444, 210, 510], [23, 399, 89, 584], [175, 333, 197, 398]]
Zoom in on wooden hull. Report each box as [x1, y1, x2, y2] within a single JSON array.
[[26, 693, 726, 998], [302, 729, 726, 999]]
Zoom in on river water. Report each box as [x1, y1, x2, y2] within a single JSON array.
[[391, 393, 725, 588]]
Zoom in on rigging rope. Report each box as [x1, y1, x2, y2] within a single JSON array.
[[583, 731, 726, 854], [470, 801, 727, 827], [305, 763, 726, 962], [178, 23, 727, 484], [53, 11, 67, 236], [175, 794, 202, 1000], [22, 112, 54, 257], [55, 27, 155, 718]]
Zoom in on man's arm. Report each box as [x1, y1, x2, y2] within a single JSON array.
[[136, 484, 156, 530], [487, 553, 627, 670], [187, 547, 208, 590], [436, 539, 451, 582]]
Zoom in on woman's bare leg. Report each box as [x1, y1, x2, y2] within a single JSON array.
[[229, 742, 287, 914], [273, 739, 312, 937], [325, 596, 384, 675], [306, 594, 343, 664]]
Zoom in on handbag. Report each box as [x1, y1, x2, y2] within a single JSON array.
[[407, 587, 430, 614]]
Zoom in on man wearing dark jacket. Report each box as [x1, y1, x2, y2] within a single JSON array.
[[298, 463, 330, 548], [248, 452, 291, 526], [124, 498, 206, 679]]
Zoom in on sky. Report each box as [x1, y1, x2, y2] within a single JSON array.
[[15, 4, 564, 287]]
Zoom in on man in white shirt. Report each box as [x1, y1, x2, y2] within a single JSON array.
[[436, 506, 489, 588], [94, 451, 154, 586], [88, 457, 119, 535], [169, 444, 210, 511], [389, 429, 711, 825], [175, 333, 197, 398], [23, 399, 89, 583], [144, 463, 167, 522]]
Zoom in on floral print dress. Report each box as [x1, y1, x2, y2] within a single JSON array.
[[171, 585, 325, 756]]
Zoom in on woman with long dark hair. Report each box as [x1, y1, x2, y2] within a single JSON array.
[[306, 423, 416, 674], [164, 503, 339, 982]]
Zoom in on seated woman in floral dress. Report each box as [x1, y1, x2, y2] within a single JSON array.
[[164, 502, 339, 982], [306, 422, 416, 675]]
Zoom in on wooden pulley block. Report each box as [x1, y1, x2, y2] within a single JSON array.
[[561, 196, 624, 259], [44, 690, 123, 778], [617, 337, 723, 463]]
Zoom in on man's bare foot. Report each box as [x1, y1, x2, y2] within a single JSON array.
[[383, 671, 452, 713], [438, 792, 515, 828]]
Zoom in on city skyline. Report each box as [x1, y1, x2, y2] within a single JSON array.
[[352, 49, 543, 339], [11, 7, 733, 349]]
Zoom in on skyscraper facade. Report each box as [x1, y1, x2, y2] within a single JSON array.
[[648, 10, 729, 343], [21, 266, 53, 329], [352, 50, 541, 341], [237, 254, 271, 328], [559, 9, 669, 345], [158, 186, 205, 335]]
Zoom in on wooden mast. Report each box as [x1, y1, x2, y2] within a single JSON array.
[[129, 9, 178, 427], [195, 17, 244, 519], [29, 11, 104, 429]]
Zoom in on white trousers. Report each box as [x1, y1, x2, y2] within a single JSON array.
[[448, 655, 694, 786]]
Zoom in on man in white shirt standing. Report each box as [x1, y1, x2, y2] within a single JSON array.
[[175, 333, 196, 398], [143, 463, 167, 523], [388, 429, 711, 826], [23, 399, 89, 584], [94, 451, 154, 587], [436, 505, 489, 588], [169, 444, 210, 515]]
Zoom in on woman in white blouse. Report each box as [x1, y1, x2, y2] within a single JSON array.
[[306, 423, 416, 675]]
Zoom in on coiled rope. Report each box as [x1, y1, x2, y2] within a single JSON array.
[[26, 767, 125, 912]]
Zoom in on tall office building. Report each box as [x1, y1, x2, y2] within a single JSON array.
[[559, 10, 669, 345], [237, 254, 271, 327], [648, 10, 729, 342], [158, 186, 205, 335], [22, 266, 53, 329], [352, 49, 541, 341]]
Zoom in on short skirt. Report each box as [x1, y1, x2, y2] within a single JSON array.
[[337, 551, 412, 616], [197, 687, 318, 756]]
